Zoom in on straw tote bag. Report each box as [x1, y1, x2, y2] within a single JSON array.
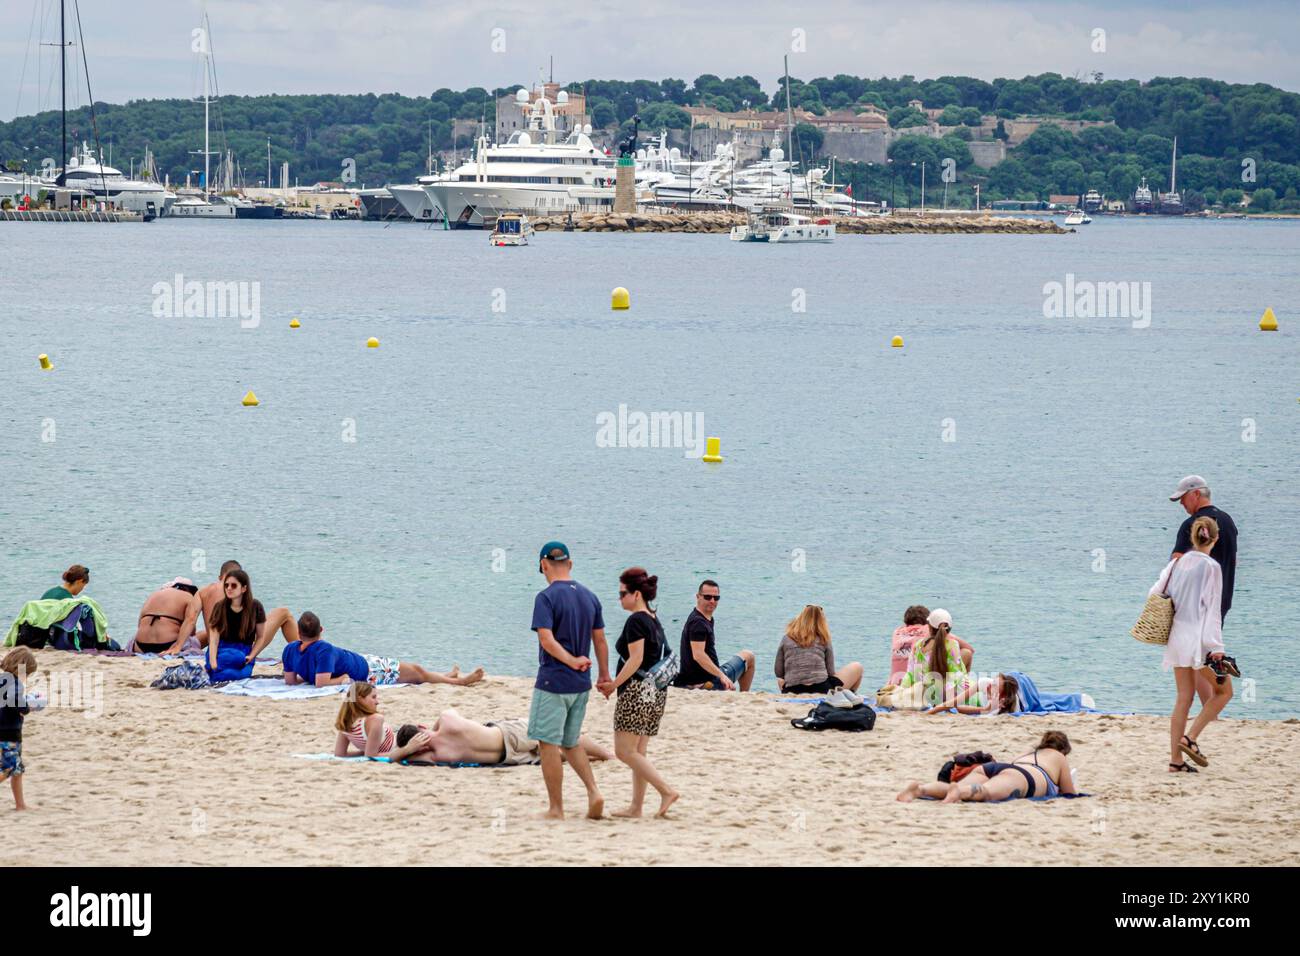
[[1131, 556, 1183, 645]]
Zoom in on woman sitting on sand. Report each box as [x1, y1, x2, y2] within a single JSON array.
[[888, 605, 931, 686], [207, 568, 299, 674], [897, 730, 1077, 803], [333, 682, 435, 761], [898, 609, 968, 709], [922, 672, 1020, 715], [41, 564, 90, 601], [1150, 516, 1240, 774], [775, 605, 864, 694]]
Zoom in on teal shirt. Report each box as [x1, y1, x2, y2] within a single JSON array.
[[41, 586, 73, 601]]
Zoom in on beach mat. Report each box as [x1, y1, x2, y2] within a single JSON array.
[[920, 792, 1092, 802], [218, 678, 415, 700]]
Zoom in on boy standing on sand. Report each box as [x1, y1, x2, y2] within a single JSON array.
[[1, 648, 40, 811], [529, 541, 609, 820]]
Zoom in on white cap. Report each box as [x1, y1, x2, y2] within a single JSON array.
[[168, 576, 195, 588], [1169, 475, 1208, 501], [927, 608, 952, 628]]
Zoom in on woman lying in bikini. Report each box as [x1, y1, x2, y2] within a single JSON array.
[[896, 730, 1077, 803]]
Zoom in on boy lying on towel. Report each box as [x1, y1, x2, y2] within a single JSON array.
[[395, 708, 612, 767]]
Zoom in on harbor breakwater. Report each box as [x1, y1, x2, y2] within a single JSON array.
[[529, 211, 1069, 235]]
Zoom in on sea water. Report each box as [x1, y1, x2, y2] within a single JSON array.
[[2, 215, 1297, 718]]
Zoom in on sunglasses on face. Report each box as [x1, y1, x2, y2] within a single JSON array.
[[618, 590, 630, 598], [224, 581, 241, 591], [700, 594, 721, 602]]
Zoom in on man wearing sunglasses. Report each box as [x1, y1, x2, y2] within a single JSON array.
[[673, 580, 756, 691]]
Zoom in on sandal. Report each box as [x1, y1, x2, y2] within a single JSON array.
[[1179, 735, 1209, 767], [1169, 761, 1198, 773], [1207, 653, 1241, 679]]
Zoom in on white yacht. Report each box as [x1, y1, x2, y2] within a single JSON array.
[[1133, 177, 1154, 213], [59, 142, 175, 219], [424, 91, 619, 227], [1064, 209, 1092, 225], [389, 176, 446, 221], [169, 194, 237, 218], [730, 205, 834, 243]]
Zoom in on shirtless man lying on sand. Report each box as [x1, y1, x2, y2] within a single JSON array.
[[394, 708, 612, 766]]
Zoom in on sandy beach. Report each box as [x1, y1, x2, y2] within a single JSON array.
[[8, 650, 1297, 866]]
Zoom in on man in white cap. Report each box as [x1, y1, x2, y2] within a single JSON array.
[[1169, 476, 1238, 702], [128, 578, 202, 655]]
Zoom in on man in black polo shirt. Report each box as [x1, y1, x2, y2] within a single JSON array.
[[672, 579, 756, 691], [1169, 475, 1238, 705]]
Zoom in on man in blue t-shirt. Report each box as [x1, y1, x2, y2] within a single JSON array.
[[281, 611, 484, 688], [529, 541, 609, 820]]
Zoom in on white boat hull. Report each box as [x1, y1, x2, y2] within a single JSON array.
[[169, 201, 236, 218], [389, 183, 440, 221], [426, 181, 613, 227], [730, 222, 835, 242]]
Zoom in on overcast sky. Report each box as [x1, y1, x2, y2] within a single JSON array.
[[4, 0, 1297, 121]]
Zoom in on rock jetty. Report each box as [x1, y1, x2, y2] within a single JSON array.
[[529, 211, 1067, 235]]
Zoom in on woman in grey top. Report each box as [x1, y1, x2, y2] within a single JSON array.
[[774, 605, 864, 694]]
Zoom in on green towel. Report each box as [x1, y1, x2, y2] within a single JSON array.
[[4, 597, 111, 647]]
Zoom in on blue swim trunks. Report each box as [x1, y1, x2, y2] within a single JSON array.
[[0, 741, 24, 776]]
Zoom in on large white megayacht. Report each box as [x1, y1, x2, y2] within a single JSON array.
[[58, 142, 176, 219], [425, 90, 641, 227]]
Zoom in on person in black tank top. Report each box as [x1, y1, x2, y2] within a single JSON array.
[[600, 567, 680, 818]]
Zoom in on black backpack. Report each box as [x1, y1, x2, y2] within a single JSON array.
[[791, 701, 877, 732]]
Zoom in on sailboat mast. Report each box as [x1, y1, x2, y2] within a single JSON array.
[[784, 55, 793, 165], [1171, 137, 1177, 193], [60, 0, 67, 185], [203, 23, 210, 192]]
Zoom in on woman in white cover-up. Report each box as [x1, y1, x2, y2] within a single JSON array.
[[1149, 516, 1235, 774]]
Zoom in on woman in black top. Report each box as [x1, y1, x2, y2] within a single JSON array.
[[599, 567, 679, 818]]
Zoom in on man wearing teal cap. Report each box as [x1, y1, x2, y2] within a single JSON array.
[[529, 541, 609, 820]]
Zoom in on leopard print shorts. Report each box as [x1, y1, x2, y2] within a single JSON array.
[[613, 677, 668, 737]]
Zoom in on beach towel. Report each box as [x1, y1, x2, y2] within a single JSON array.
[[920, 792, 1091, 803], [217, 678, 346, 700], [216, 678, 416, 699], [4, 597, 111, 649], [293, 753, 484, 768], [1005, 671, 1100, 715]]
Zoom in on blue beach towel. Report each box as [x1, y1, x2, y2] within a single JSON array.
[[1006, 671, 1101, 715]]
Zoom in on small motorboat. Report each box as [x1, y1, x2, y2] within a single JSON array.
[[1064, 209, 1092, 225], [490, 213, 532, 246]]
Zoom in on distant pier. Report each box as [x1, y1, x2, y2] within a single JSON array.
[[529, 211, 1068, 235], [1, 209, 144, 223]]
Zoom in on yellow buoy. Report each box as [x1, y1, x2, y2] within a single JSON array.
[[241, 390, 260, 407], [891, 335, 904, 348], [38, 353, 53, 371], [611, 287, 630, 310], [367, 337, 380, 348], [702, 436, 724, 463], [289, 318, 301, 328], [1259, 307, 1278, 331]]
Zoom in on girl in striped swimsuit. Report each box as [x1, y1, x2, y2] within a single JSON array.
[[333, 682, 432, 761]]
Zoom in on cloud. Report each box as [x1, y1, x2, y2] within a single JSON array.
[[2, 0, 1296, 121]]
